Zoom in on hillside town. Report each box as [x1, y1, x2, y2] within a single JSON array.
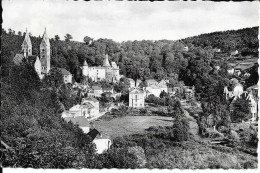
[[1, 1, 259, 170], [6, 29, 259, 156]]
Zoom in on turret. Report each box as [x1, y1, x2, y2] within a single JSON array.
[[21, 28, 32, 58], [82, 60, 89, 76], [40, 28, 51, 74], [103, 54, 111, 67]]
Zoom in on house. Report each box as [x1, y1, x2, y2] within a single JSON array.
[[182, 86, 195, 100], [102, 87, 114, 94], [129, 87, 145, 108], [146, 79, 158, 87], [128, 78, 135, 88], [62, 97, 99, 119], [91, 85, 103, 97], [246, 84, 258, 101], [144, 79, 168, 97], [230, 50, 239, 56], [87, 129, 112, 154], [82, 97, 100, 117], [60, 68, 72, 84], [136, 79, 142, 87], [183, 46, 189, 52], [246, 92, 258, 121]]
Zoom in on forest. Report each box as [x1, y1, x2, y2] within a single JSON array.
[[1, 26, 258, 168]]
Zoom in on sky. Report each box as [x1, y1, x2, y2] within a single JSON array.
[[2, 0, 259, 43]]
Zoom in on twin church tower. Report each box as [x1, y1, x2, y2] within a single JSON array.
[[14, 28, 50, 79], [15, 28, 120, 83]]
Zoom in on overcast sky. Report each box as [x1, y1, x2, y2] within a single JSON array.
[[2, 0, 259, 42]]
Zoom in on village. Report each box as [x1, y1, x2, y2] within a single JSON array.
[[10, 28, 259, 155]]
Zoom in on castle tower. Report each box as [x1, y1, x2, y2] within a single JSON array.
[[103, 54, 111, 67], [82, 60, 89, 76], [21, 28, 32, 58], [40, 28, 51, 74]]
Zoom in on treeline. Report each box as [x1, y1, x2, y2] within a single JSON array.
[[2, 27, 258, 85], [181, 27, 259, 57]]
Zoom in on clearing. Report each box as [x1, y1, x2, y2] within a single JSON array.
[[93, 116, 173, 138]]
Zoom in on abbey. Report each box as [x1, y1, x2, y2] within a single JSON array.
[[13, 28, 51, 79], [81, 54, 120, 83]]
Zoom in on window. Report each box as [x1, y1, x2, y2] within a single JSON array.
[[42, 49, 45, 52], [42, 55, 45, 58], [135, 95, 137, 100]]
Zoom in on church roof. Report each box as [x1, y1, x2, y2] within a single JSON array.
[[13, 54, 25, 65], [83, 60, 88, 66], [22, 31, 32, 48], [83, 97, 99, 103], [60, 68, 71, 75], [130, 87, 143, 94], [103, 54, 111, 67], [27, 55, 38, 65], [40, 28, 50, 47]]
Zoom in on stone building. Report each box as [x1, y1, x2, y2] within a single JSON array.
[[82, 54, 120, 83], [129, 87, 145, 108], [13, 28, 51, 79]]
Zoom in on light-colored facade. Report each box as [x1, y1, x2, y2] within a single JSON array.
[[82, 54, 120, 83], [40, 28, 51, 74], [60, 68, 73, 84], [144, 79, 168, 97], [129, 88, 145, 108], [62, 97, 99, 119]]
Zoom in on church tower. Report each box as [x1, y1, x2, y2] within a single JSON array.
[[82, 60, 89, 76], [40, 28, 51, 74], [21, 29, 32, 58]]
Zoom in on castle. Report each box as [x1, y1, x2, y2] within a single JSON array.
[[81, 54, 120, 83], [13, 28, 51, 79]]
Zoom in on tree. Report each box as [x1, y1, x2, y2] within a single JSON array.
[[231, 94, 250, 122], [42, 67, 64, 90], [64, 34, 73, 42], [159, 90, 167, 98], [17, 31, 22, 36], [55, 35, 60, 41], [83, 36, 93, 45], [172, 114, 190, 141]]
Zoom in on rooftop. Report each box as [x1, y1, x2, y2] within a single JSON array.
[[60, 68, 71, 75]]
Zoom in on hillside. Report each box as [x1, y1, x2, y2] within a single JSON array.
[[181, 27, 259, 57]]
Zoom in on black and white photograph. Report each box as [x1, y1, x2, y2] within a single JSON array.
[[1, 0, 259, 170]]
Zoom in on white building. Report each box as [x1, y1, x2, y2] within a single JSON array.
[[129, 87, 145, 108], [144, 79, 168, 97], [60, 68, 73, 84], [82, 54, 120, 83]]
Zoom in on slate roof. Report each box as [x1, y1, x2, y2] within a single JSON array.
[[13, 54, 25, 65], [92, 86, 102, 90], [60, 68, 71, 75], [83, 60, 88, 66], [84, 97, 99, 103], [87, 128, 101, 141], [27, 55, 38, 65], [82, 102, 95, 109]]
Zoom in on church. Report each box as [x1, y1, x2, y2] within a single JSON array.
[[13, 28, 73, 84], [13, 28, 51, 79], [81, 54, 120, 83]]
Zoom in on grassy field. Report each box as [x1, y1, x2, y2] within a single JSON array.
[[93, 116, 173, 138]]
